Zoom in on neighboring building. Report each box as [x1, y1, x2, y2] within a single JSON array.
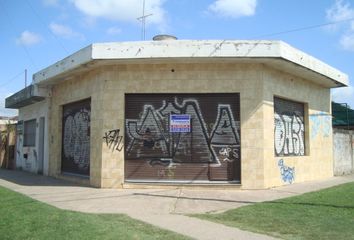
[[5, 38, 348, 189], [332, 102, 354, 130], [0, 116, 17, 169], [0, 116, 17, 131]]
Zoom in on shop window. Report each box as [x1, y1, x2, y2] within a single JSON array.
[[23, 119, 36, 147], [274, 97, 305, 156]]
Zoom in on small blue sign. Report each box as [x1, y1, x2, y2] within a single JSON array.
[[170, 114, 191, 133]]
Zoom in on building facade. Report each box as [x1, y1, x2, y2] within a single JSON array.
[[6, 39, 348, 189]]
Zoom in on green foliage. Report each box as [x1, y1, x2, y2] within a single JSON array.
[[195, 182, 354, 240], [0, 186, 190, 240]]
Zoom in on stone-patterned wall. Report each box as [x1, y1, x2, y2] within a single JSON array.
[[262, 65, 333, 188], [99, 63, 265, 188], [48, 62, 332, 189], [50, 63, 264, 188], [49, 69, 104, 187]]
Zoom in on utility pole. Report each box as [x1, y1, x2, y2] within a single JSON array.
[[25, 69, 27, 87], [137, 0, 153, 40]]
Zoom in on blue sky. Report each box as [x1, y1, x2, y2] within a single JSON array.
[[1, 0, 354, 116]]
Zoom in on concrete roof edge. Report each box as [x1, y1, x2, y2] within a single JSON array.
[[31, 40, 348, 87], [32, 44, 93, 84], [278, 41, 348, 87]]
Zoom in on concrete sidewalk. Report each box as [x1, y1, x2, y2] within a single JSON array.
[[0, 169, 353, 240]]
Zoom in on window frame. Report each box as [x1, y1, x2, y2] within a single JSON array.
[[23, 119, 36, 147], [274, 96, 306, 157]]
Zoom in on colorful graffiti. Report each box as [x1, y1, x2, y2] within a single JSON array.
[[125, 98, 240, 166], [103, 129, 124, 152], [278, 159, 295, 184], [309, 112, 331, 139], [274, 98, 305, 156], [63, 107, 90, 171]]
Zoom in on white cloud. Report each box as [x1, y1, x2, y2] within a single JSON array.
[[71, 0, 166, 26], [208, 0, 257, 18], [326, 0, 354, 22], [340, 33, 354, 50], [49, 22, 85, 40], [326, 0, 354, 50], [16, 31, 42, 46], [106, 26, 122, 35], [351, 20, 354, 30]]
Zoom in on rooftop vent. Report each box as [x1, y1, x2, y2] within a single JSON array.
[[153, 34, 177, 41]]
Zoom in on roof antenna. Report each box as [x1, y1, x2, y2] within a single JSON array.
[[137, 0, 153, 40]]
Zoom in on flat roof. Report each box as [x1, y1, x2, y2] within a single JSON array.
[[32, 40, 348, 88]]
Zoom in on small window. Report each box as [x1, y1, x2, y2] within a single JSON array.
[[23, 119, 36, 147], [274, 97, 305, 156]]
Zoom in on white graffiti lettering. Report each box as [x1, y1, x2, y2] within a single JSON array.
[[63, 109, 90, 170], [274, 112, 304, 156], [125, 98, 240, 166]]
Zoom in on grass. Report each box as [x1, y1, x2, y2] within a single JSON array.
[[0, 186, 190, 240], [194, 182, 354, 240]]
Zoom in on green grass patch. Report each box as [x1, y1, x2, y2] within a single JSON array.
[[0, 186, 190, 240], [194, 182, 354, 240]]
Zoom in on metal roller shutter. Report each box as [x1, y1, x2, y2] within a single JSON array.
[[62, 98, 91, 176], [274, 97, 305, 156], [125, 93, 241, 182]]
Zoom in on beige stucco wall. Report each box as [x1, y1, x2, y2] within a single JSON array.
[[47, 62, 332, 189]]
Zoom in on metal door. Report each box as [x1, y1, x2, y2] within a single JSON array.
[[61, 99, 91, 176], [125, 93, 241, 182], [38, 117, 45, 174]]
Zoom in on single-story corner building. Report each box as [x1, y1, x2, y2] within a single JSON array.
[[5, 37, 348, 189]]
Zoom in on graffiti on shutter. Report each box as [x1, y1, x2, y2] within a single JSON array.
[[62, 99, 91, 175], [125, 95, 240, 166], [274, 97, 305, 156]]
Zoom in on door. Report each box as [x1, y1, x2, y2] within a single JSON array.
[[125, 93, 241, 182], [38, 117, 45, 174], [61, 99, 91, 176]]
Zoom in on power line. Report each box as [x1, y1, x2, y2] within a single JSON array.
[[253, 17, 354, 38], [25, 0, 69, 54], [0, 70, 25, 88]]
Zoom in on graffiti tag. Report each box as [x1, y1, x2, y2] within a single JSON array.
[[218, 147, 238, 162], [103, 129, 124, 152], [278, 159, 295, 184]]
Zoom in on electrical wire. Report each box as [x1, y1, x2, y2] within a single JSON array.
[[25, 0, 69, 54], [0, 70, 25, 88], [253, 17, 354, 38]]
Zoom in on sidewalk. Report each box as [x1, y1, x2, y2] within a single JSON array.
[[1, 169, 353, 240]]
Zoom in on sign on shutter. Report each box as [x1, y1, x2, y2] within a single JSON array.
[[170, 114, 191, 133]]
